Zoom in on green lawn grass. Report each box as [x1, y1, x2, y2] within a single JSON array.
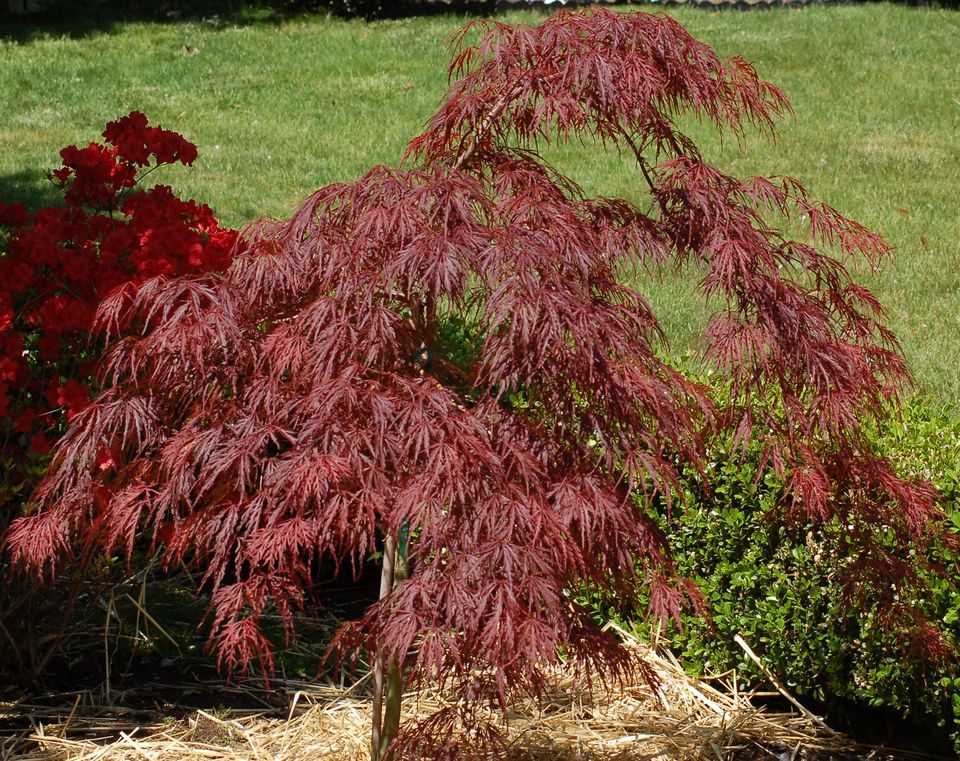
[[1, 3, 958, 407]]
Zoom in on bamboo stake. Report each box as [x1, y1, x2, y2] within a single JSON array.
[[733, 634, 830, 730], [379, 543, 408, 761], [370, 535, 397, 761]]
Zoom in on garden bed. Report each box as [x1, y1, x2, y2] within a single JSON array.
[[2, 629, 882, 761]]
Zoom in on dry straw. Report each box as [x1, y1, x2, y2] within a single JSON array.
[[3, 627, 871, 761]]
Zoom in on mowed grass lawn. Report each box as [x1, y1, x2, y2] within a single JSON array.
[[2, 3, 958, 407]]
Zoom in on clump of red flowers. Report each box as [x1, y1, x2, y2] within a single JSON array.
[[0, 112, 238, 501]]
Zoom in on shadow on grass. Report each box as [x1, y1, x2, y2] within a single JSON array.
[[0, 0, 502, 43], [0, 0, 282, 43], [3, 0, 956, 42], [0, 169, 61, 211]]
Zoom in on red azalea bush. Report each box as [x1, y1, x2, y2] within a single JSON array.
[[0, 113, 239, 677], [0, 112, 238, 498]]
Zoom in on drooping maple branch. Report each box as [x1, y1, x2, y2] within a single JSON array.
[[613, 123, 669, 216], [451, 86, 523, 171]]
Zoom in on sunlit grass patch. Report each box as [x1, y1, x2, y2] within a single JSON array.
[[1, 3, 957, 406]]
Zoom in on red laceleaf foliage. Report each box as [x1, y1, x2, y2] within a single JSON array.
[[0, 113, 238, 515], [6, 10, 954, 756]]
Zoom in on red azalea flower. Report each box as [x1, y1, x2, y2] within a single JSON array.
[[0, 355, 21, 383], [51, 167, 72, 185], [0, 258, 35, 292], [36, 332, 61, 361], [46, 379, 91, 422], [94, 447, 115, 472], [0, 297, 13, 332], [103, 111, 151, 166], [14, 408, 39, 434], [28, 433, 51, 455], [0, 201, 30, 228]]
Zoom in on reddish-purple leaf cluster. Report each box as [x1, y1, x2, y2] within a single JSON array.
[[6, 9, 954, 756]]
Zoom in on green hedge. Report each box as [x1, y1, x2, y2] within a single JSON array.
[[614, 396, 960, 748]]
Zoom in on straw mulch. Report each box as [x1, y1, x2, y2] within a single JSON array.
[[2, 627, 869, 761]]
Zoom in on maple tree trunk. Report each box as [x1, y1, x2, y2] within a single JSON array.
[[371, 530, 408, 761], [380, 543, 409, 760], [370, 534, 396, 761]]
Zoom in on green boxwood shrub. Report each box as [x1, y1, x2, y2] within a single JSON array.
[[614, 395, 960, 748]]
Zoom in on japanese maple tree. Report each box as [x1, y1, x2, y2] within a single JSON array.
[[7, 9, 953, 759]]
